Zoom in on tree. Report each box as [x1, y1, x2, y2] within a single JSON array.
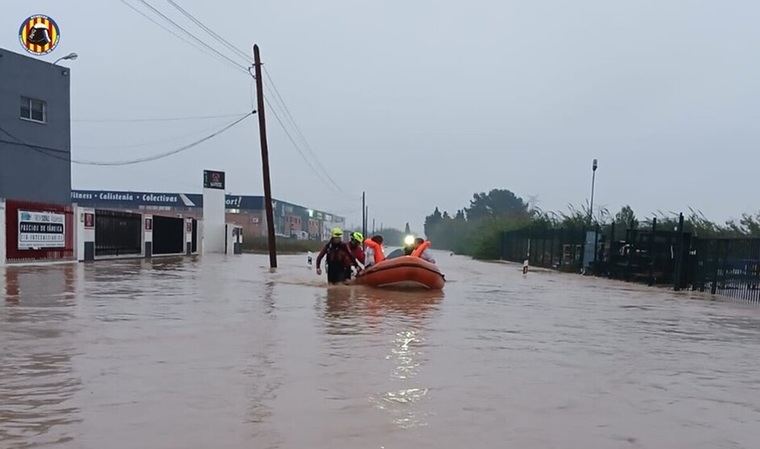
[[424, 207, 443, 238], [615, 205, 638, 230], [465, 189, 529, 221], [739, 213, 760, 236], [727, 212, 760, 237]]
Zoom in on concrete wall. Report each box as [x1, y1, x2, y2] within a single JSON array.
[[0, 48, 71, 205], [185, 218, 193, 255], [144, 215, 153, 257], [202, 188, 225, 253], [226, 224, 243, 255], [225, 211, 264, 241], [76, 206, 95, 262]]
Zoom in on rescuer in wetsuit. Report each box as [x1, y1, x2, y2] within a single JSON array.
[[315, 228, 362, 284]]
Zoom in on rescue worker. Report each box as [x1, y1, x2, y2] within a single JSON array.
[[412, 237, 436, 264], [363, 235, 385, 268], [348, 232, 366, 265], [315, 228, 362, 284]]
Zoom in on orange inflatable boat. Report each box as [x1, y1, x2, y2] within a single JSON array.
[[355, 256, 445, 290]]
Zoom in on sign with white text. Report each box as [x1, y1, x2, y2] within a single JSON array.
[[18, 210, 65, 249]]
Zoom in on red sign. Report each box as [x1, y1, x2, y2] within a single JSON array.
[[84, 213, 94, 229]]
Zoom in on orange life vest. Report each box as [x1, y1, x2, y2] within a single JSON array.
[[411, 240, 431, 258], [364, 239, 385, 264]]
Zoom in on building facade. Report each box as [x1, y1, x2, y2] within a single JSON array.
[[70, 190, 345, 242], [0, 48, 71, 204]]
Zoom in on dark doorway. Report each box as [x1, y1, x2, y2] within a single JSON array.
[[95, 210, 142, 257], [191, 219, 198, 253], [153, 216, 185, 255]]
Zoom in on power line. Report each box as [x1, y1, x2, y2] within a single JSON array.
[[74, 121, 239, 149], [160, 0, 347, 196], [119, 0, 223, 64], [71, 112, 250, 123], [245, 66, 345, 196], [126, 0, 249, 74], [262, 96, 339, 191], [121, 0, 247, 75], [262, 66, 343, 193], [250, 68, 350, 196], [0, 128, 69, 156], [166, 0, 252, 63], [126, 0, 349, 196], [0, 112, 253, 166]]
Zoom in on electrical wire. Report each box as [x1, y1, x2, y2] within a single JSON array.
[[127, 0, 249, 73], [0, 112, 253, 166], [160, 0, 347, 195], [74, 121, 237, 149], [166, 0, 252, 63], [262, 66, 344, 193], [262, 96, 338, 190], [122, 0, 351, 197], [119, 0, 224, 64], [246, 68, 344, 195], [249, 69, 351, 197], [72, 112, 251, 123]]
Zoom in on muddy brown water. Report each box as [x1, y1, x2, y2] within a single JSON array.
[[2, 253, 760, 449]]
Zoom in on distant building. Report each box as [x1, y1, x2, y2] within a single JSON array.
[[0, 48, 71, 204], [70, 190, 345, 241]]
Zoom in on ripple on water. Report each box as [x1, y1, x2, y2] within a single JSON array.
[[2, 254, 760, 448]]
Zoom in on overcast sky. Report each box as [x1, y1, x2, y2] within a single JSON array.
[[2, 0, 759, 232]]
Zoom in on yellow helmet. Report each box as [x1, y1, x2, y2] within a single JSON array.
[[351, 232, 364, 243], [331, 227, 343, 238]]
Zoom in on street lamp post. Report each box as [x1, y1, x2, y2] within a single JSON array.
[[53, 52, 78, 65], [588, 158, 598, 226], [588, 158, 599, 271]]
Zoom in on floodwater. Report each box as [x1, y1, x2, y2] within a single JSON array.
[[2, 253, 760, 449]]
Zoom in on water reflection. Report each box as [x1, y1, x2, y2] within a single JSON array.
[[245, 277, 282, 449], [371, 323, 432, 430], [2, 254, 760, 448], [0, 264, 82, 448], [4, 263, 77, 305], [321, 287, 443, 430], [323, 286, 443, 334]]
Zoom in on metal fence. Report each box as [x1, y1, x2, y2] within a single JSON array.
[[95, 209, 142, 257], [501, 216, 760, 303], [500, 228, 587, 272], [689, 238, 760, 302], [604, 226, 689, 287]]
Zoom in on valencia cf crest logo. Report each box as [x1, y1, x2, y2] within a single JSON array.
[[19, 15, 61, 55]]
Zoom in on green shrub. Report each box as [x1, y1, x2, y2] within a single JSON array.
[[243, 237, 324, 254]]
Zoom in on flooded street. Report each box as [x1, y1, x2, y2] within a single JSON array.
[[2, 253, 760, 449]]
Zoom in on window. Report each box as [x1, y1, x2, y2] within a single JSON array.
[[20, 96, 46, 123]]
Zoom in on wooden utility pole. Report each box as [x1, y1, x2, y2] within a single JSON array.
[[362, 191, 366, 239], [253, 44, 277, 268]]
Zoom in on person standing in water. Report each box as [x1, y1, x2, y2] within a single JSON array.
[[348, 232, 366, 264], [316, 228, 362, 284]]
